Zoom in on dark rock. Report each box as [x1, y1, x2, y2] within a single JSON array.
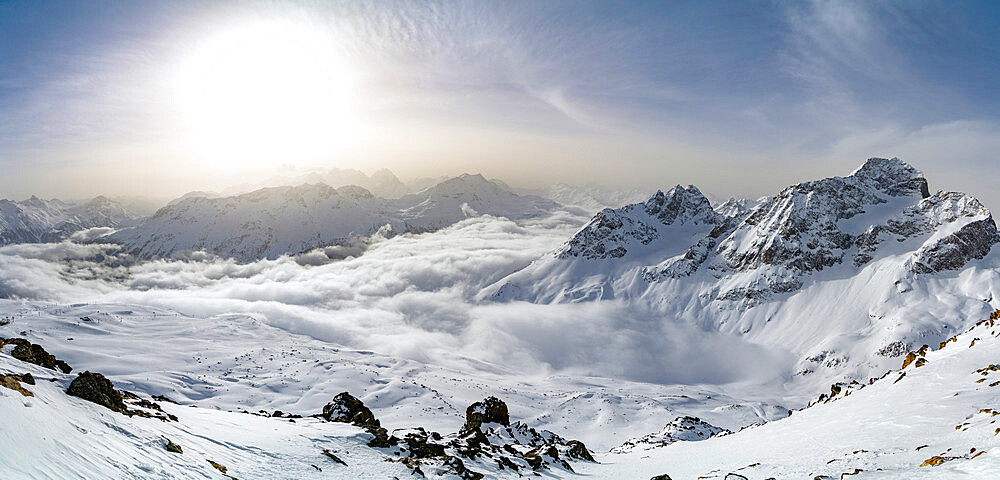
[[437, 456, 484, 480], [497, 456, 520, 471], [459, 426, 490, 449], [207, 460, 228, 474], [0, 337, 72, 373], [523, 453, 544, 470], [322, 392, 380, 428], [66, 371, 127, 413], [366, 425, 399, 448], [566, 440, 595, 462], [541, 445, 559, 459], [164, 438, 183, 454], [10, 340, 57, 369], [463, 396, 510, 433], [401, 428, 447, 458], [651, 475, 673, 480], [18, 372, 35, 385], [55, 360, 72, 374], [322, 449, 348, 466], [0, 374, 33, 397]]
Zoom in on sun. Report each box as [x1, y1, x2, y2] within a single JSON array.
[[176, 20, 357, 173]]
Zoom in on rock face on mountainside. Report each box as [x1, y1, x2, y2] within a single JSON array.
[[853, 191, 1000, 272], [717, 158, 928, 275], [558, 185, 720, 261], [0, 196, 137, 245], [107, 174, 560, 262], [491, 158, 997, 306], [488, 157, 1000, 387]]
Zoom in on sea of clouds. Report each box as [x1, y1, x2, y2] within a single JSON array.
[[0, 212, 789, 386]]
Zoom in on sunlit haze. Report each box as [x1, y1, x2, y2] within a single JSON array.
[[1, 1, 999, 205]]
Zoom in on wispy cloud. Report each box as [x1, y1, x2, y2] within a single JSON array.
[[1, 1, 998, 209]]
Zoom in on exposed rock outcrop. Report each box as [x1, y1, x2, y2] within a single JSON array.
[[613, 416, 729, 453], [0, 337, 72, 373], [326, 395, 594, 479], [66, 371, 128, 413], [322, 392, 380, 428], [462, 396, 510, 433], [0, 373, 33, 397]]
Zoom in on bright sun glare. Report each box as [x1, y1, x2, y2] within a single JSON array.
[[176, 21, 357, 173]]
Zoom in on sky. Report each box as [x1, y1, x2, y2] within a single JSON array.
[[1, 0, 999, 209]]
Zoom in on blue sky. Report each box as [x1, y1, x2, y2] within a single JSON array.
[[1, 0, 999, 208]]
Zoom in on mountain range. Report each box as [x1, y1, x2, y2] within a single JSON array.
[[107, 173, 560, 262], [0, 195, 138, 245], [489, 157, 1000, 392]]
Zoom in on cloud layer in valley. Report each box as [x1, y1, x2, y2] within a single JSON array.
[[0, 212, 789, 386]]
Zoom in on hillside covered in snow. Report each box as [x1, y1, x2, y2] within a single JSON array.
[[106, 174, 560, 262], [490, 157, 1000, 396], [0, 195, 137, 245]]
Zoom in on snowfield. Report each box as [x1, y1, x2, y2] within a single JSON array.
[[1, 159, 1000, 479], [4, 299, 1000, 478]]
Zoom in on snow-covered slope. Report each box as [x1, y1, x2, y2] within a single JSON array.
[[5, 288, 1000, 478], [108, 174, 560, 261], [579, 309, 1000, 479], [489, 158, 1000, 391], [0, 300, 789, 479], [0, 195, 137, 245]]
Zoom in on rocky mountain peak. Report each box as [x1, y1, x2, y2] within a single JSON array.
[[496, 156, 999, 311], [850, 157, 930, 198], [424, 173, 508, 197], [336, 185, 376, 200], [713, 197, 758, 218], [21, 195, 48, 209], [643, 185, 717, 226], [556, 185, 719, 261]]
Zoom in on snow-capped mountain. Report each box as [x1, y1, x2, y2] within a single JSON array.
[[222, 167, 424, 199], [107, 174, 560, 261], [527, 184, 652, 212], [0, 195, 137, 245], [489, 158, 1000, 389], [712, 196, 761, 218]]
